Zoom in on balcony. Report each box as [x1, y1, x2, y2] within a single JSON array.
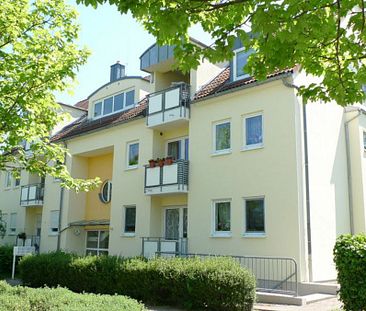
[[147, 83, 190, 129], [144, 160, 188, 195], [141, 237, 188, 259], [20, 183, 44, 207]]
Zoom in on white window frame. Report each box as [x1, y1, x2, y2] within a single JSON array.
[[100, 180, 112, 203], [243, 196, 266, 238], [162, 206, 187, 239], [242, 112, 264, 151], [233, 47, 250, 81], [122, 205, 136, 236], [85, 230, 109, 255], [1, 213, 8, 235], [49, 210, 59, 235], [4, 171, 12, 189], [363, 131, 366, 151], [211, 199, 232, 238], [9, 213, 17, 235], [212, 120, 232, 155], [165, 136, 189, 160], [126, 141, 139, 170], [93, 88, 135, 119]]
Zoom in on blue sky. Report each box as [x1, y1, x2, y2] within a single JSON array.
[[56, 1, 212, 105]]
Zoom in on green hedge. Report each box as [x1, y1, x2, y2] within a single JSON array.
[[0, 245, 13, 274], [0, 280, 146, 311], [334, 234, 366, 311], [19, 252, 256, 310]]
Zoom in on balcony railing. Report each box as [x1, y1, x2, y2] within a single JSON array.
[[141, 237, 188, 259], [20, 183, 44, 207], [144, 160, 188, 195], [147, 83, 190, 128]]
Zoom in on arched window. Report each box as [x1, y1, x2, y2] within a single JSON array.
[[99, 180, 112, 203]]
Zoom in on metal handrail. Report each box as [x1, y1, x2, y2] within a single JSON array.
[[20, 183, 44, 206], [155, 251, 298, 296]]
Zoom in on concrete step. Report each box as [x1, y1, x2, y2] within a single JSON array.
[[299, 282, 339, 296], [256, 292, 336, 307]]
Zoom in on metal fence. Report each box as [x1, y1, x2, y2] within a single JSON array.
[[156, 251, 298, 296]]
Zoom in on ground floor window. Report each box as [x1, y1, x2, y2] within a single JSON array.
[[212, 200, 231, 236], [244, 198, 265, 235], [86, 230, 109, 255]]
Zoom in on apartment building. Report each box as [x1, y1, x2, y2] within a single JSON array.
[[1, 37, 366, 286]]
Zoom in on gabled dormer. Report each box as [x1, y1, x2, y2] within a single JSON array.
[[87, 62, 153, 120], [230, 37, 254, 82]]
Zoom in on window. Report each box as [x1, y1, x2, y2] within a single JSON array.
[[50, 210, 59, 235], [4, 171, 12, 189], [233, 48, 252, 81], [166, 137, 189, 160], [86, 230, 109, 255], [124, 206, 136, 234], [9, 213, 17, 234], [212, 200, 231, 236], [93, 89, 135, 119], [213, 121, 231, 153], [244, 114, 263, 149], [127, 142, 139, 168], [1, 212, 8, 234], [14, 176, 20, 187], [244, 198, 265, 235], [363, 131, 366, 151], [99, 180, 112, 203]]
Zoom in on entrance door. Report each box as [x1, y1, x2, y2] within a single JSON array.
[[165, 208, 180, 240]]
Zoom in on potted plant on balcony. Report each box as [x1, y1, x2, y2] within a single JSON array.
[[157, 158, 165, 167], [18, 232, 27, 246], [148, 159, 156, 168], [164, 156, 174, 165]]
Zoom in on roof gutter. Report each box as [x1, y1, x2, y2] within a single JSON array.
[[193, 72, 293, 104]]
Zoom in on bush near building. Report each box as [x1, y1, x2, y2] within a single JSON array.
[[0, 245, 13, 275], [19, 252, 256, 311], [0, 280, 146, 311], [334, 234, 366, 311]]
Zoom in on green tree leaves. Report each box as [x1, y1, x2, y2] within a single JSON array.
[[79, 0, 366, 105], [0, 0, 99, 191]]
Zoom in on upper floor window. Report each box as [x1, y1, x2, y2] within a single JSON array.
[[127, 142, 139, 169], [4, 171, 12, 189], [99, 180, 112, 204], [213, 120, 231, 154], [363, 131, 366, 151], [233, 48, 251, 81], [93, 89, 135, 118], [243, 113, 263, 150], [50, 210, 59, 235], [166, 137, 189, 160], [9, 213, 17, 234]]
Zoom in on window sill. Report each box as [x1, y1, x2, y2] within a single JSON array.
[[121, 232, 136, 237], [211, 149, 232, 157], [48, 232, 59, 236], [4, 187, 11, 191], [125, 166, 138, 171], [211, 232, 232, 238], [242, 233, 266, 238], [241, 144, 264, 152]]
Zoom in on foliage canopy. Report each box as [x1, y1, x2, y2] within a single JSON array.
[[80, 0, 366, 105]]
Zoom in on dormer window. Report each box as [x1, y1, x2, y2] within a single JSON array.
[[233, 48, 251, 81], [93, 89, 135, 119]]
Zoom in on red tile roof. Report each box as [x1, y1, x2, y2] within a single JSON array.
[[52, 99, 147, 141], [194, 67, 294, 101], [75, 99, 89, 110]]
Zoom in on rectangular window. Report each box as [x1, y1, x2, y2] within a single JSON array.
[[94, 102, 102, 118], [125, 90, 135, 107], [9, 213, 16, 234], [4, 171, 12, 189], [363, 131, 366, 151], [244, 114, 263, 149], [214, 121, 231, 153], [86, 230, 109, 256], [166, 137, 189, 160], [245, 198, 265, 235], [114, 93, 124, 111], [233, 48, 252, 81], [50, 210, 59, 235], [213, 201, 231, 236], [1, 213, 8, 234], [127, 142, 139, 168], [14, 169, 21, 187], [124, 206, 136, 234], [103, 97, 113, 115]]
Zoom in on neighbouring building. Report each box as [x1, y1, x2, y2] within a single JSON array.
[[1, 37, 366, 289]]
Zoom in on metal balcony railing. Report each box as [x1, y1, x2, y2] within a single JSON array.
[[144, 159, 189, 195], [20, 183, 44, 206], [147, 83, 190, 127], [142, 237, 188, 258]]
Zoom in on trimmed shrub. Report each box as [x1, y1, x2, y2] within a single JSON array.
[[0, 245, 13, 274], [0, 280, 146, 311], [19, 252, 256, 310], [334, 234, 366, 311]]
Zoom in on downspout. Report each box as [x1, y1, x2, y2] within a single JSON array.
[[282, 78, 313, 282], [344, 109, 361, 235], [56, 141, 67, 251]]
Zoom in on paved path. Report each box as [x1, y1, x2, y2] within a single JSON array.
[[149, 297, 342, 311]]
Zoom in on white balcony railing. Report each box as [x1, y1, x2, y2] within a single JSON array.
[[144, 160, 188, 195], [147, 83, 190, 128], [141, 237, 188, 259], [20, 183, 44, 207]]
